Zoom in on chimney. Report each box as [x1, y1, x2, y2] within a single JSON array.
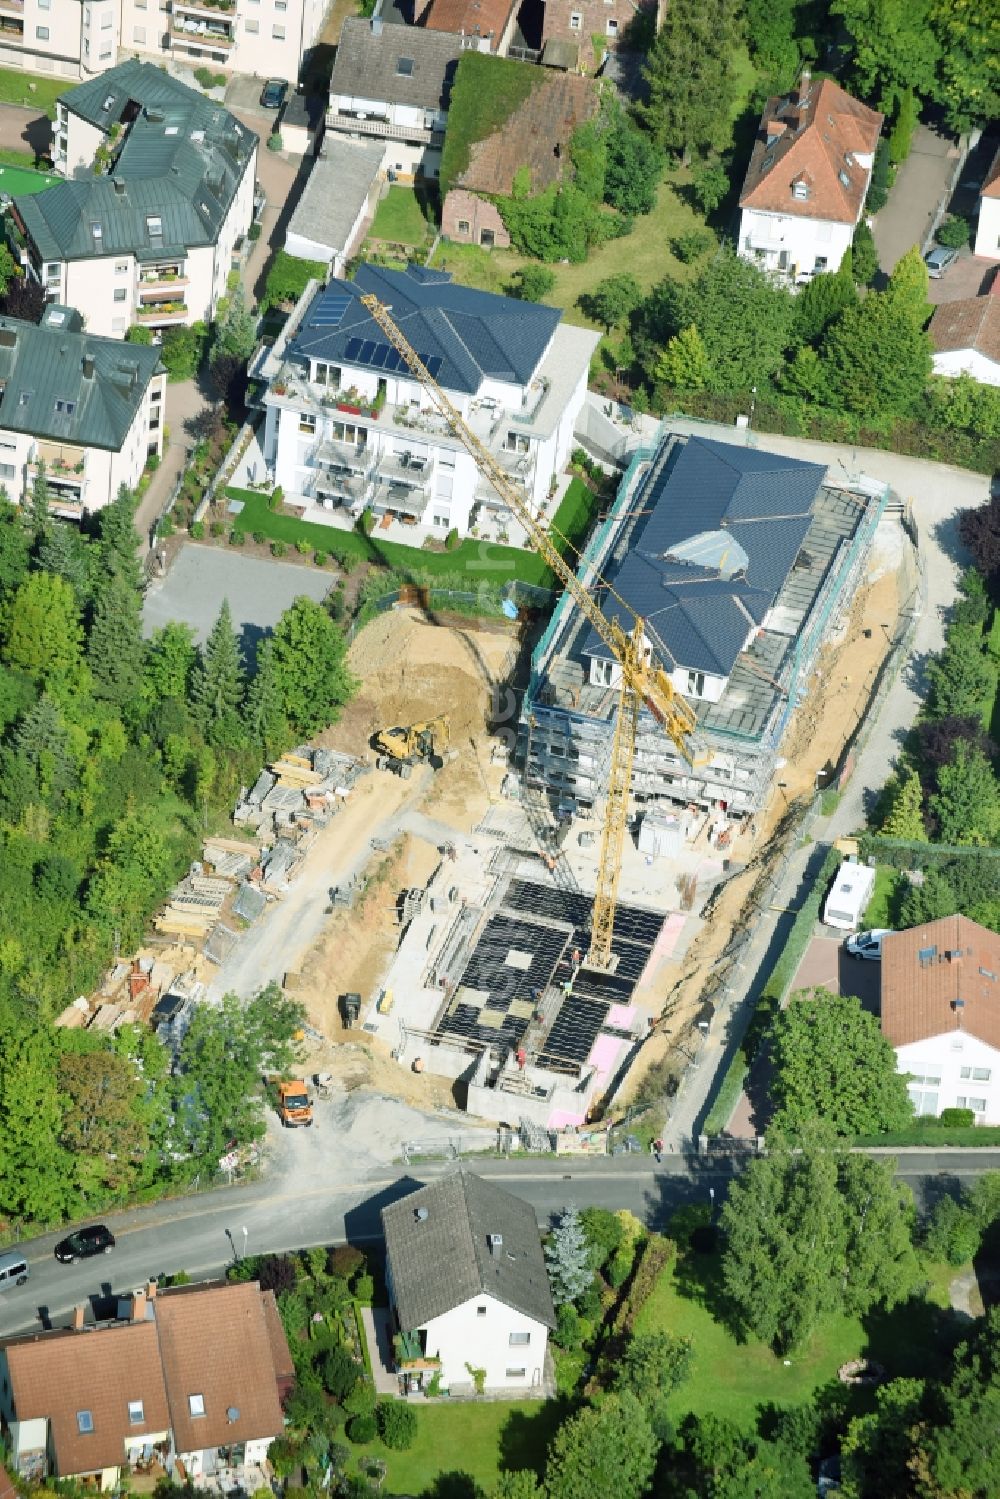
[[130, 1288, 147, 1322], [72, 1304, 85, 1331], [113, 178, 126, 196], [146, 1279, 157, 1301], [82, 355, 95, 380], [797, 68, 811, 106]]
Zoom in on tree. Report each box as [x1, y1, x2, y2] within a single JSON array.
[[929, 740, 1000, 845], [159, 321, 207, 381], [604, 118, 663, 215], [1, 571, 85, 689], [915, 1310, 1000, 1497], [210, 285, 256, 405], [930, 0, 1000, 132], [662, 1411, 815, 1499], [86, 811, 175, 949], [690, 156, 732, 216], [770, 988, 914, 1135], [897, 866, 958, 927], [36, 518, 90, 598], [241, 636, 290, 759], [886, 245, 932, 326], [879, 765, 926, 839], [916, 716, 996, 781], [822, 287, 932, 417], [0, 1026, 77, 1223], [794, 262, 858, 344], [27, 461, 51, 539], [0, 244, 16, 301], [489, 1474, 541, 1499], [143, 622, 198, 705], [1, 275, 46, 323], [580, 274, 642, 333], [840, 1377, 926, 1499], [721, 1126, 915, 1352], [544, 1206, 593, 1305], [507, 266, 556, 303], [745, 0, 805, 88], [95, 485, 144, 594], [850, 222, 879, 285], [12, 693, 77, 805], [927, 628, 996, 720], [614, 1330, 693, 1402], [655, 324, 712, 390], [960, 493, 1000, 590], [837, 1151, 918, 1316], [0, 493, 30, 603], [190, 598, 247, 748], [125, 324, 154, 345], [57, 1049, 147, 1193], [87, 568, 144, 708], [780, 345, 827, 403], [888, 87, 919, 164], [545, 1393, 656, 1499], [638, 0, 745, 158], [832, 0, 941, 108], [269, 596, 354, 737]]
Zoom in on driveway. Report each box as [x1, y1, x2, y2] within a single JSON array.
[[134, 377, 210, 551], [927, 252, 998, 305], [227, 103, 309, 303], [872, 122, 962, 274]]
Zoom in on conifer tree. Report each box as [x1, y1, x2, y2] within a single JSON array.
[[87, 568, 145, 708], [545, 1206, 594, 1305], [190, 598, 247, 748]]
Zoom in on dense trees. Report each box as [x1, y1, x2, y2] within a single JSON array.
[[638, 0, 745, 158]]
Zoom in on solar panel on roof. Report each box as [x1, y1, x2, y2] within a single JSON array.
[[372, 344, 390, 368], [385, 349, 402, 371], [312, 289, 350, 328], [424, 355, 443, 378], [345, 336, 363, 360]]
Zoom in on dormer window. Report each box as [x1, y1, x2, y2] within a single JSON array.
[[128, 1400, 144, 1425], [55, 398, 76, 415], [838, 168, 851, 187], [146, 214, 163, 237]]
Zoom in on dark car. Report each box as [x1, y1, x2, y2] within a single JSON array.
[[54, 1225, 115, 1263], [260, 79, 287, 110]]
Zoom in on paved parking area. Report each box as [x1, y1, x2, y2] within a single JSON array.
[[791, 933, 882, 1016], [142, 544, 334, 661], [873, 122, 960, 273], [927, 252, 998, 304]]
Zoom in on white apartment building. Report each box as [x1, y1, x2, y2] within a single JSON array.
[[260, 261, 599, 540], [327, 16, 463, 182], [0, 303, 164, 516], [12, 59, 256, 338], [975, 148, 1000, 261], [0, 0, 119, 83], [882, 915, 1000, 1126], [738, 71, 882, 283]]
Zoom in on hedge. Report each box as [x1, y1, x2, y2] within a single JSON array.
[[703, 846, 841, 1136], [854, 1126, 1000, 1147], [857, 833, 1000, 872]]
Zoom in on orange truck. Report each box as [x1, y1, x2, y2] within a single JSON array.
[[271, 1079, 314, 1128]]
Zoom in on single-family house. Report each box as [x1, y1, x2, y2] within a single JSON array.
[[0, 303, 165, 517], [259, 260, 599, 539], [14, 60, 256, 340], [440, 63, 597, 249], [0, 1280, 293, 1491], [381, 1171, 555, 1393], [284, 139, 384, 275], [974, 147, 1000, 261], [881, 915, 1000, 1125], [930, 291, 1000, 386], [738, 70, 882, 283], [538, 0, 653, 62], [419, 0, 520, 54], [327, 17, 462, 182]]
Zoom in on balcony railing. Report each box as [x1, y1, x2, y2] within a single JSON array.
[[316, 437, 370, 473], [0, 0, 25, 17], [174, 0, 236, 13], [170, 17, 234, 46], [327, 112, 442, 147], [34, 440, 85, 473], [136, 302, 189, 323], [139, 280, 190, 302]]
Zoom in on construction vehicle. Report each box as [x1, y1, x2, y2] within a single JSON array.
[[360, 292, 702, 969], [373, 714, 451, 772], [269, 1078, 314, 1127]]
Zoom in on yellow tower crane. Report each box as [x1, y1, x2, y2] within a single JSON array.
[[360, 292, 699, 968]]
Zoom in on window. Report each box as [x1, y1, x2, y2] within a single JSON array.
[[592, 658, 614, 687], [476, 1306, 487, 1317], [457, 218, 470, 234], [973, 1068, 992, 1082], [981, 967, 997, 981], [480, 228, 495, 247], [91, 222, 103, 242], [0, 464, 15, 480], [128, 1401, 144, 1425], [146, 214, 162, 236], [606, 17, 618, 33], [101, 10, 112, 24], [244, 17, 258, 29], [792, 179, 809, 201], [55, 399, 76, 414], [151, 387, 162, 402], [113, 287, 127, 302], [299, 412, 316, 434], [686, 669, 705, 697], [115, 260, 129, 274], [509, 1331, 531, 1345], [506, 1368, 526, 1378], [188, 1394, 205, 1417], [36, 24, 49, 37], [504, 431, 529, 454], [813, 256, 828, 272], [958, 1096, 988, 1113], [18, 391, 31, 407], [133, 24, 145, 40], [838, 168, 851, 186], [396, 56, 414, 75], [918, 945, 938, 967], [38, 0, 50, 8], [112, 317, 127, 332], [272, 23, 285, 36], [77, 1411, 94, 1434], [44, 265, 60, 285], [569, 11, 582, 27]]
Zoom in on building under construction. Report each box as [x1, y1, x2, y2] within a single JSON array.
[[520, 429, 888, 819]]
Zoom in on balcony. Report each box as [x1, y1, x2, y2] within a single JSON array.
[[136, 302, 189, 325], [371, 481, 428, 521], [313, 469, 370, 505], [139, 280, 190, 303], [173, 0, 236, 14], [0, 17, 23, 39], [0, 0, 24, 17], [34, 439, 85, 475], [139, 266, 187, 291], [170, 16, 234, 48], [315, 437, 370, 473], [327, 112, 443, 148], [376, 451, 431, 489]]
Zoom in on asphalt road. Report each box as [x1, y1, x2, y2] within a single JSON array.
[[2, 1151, 996, 1340]]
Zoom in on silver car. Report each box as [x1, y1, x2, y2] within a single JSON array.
[[924, 245, 960, 278]]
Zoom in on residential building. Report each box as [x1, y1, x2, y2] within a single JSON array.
[[259, 261, 599, 539], [0, 303, 165, 517], [975, 146, 1000, 261], [381, 1171, 555, 1393], [881, 915, 1000, 1126], [930, 290, 1000, 386], [539, 0, 653, 63], [738, 70, 882, 283], [327, 16, 462, 182], [520, 432, 887, 819], [13, 60, 256, 339], [0, 1279, 294, 1490], [0, 0, 120, 84], [419, 0, 520, 55], [284, 138, 384, 275], [440, 66, 597, 249]]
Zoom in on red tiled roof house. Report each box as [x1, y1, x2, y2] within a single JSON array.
[[738, 70, 882, 284], [930, 294, 1000, 386], [974, 146, 1000, 261]]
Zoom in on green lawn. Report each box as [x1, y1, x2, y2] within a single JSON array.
[[0, 162, 56, 196], [864, 865, 905, 929], [638, 1236, 961, 1427], [226, 476, 598, 588], [0, 66, 66, 118], [353, 1399, 563, 1495], [370, 186, 432, 247]]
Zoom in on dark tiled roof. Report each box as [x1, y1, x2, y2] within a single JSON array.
[[583, 437, 825, 675], [331, 17, 462, 112], [881, 916, 1000, 1050], [289, 262, 560, 395], [18, 60, 256, 261], [382, 1171, 556, 1330], [0, 311, 161, 450]]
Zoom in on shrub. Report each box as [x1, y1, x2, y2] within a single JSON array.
[[295, 539, 312, 556], [126, 324, 154, 345], [580, 1206, 624, 1269], [576, 1283, 602, 1321], [358, 508, 376, 536], [314, 550, 328, 566], [248, 222, 262, 242], [190, 520, 205, 540], [320, 1345, 360, 1400], [330, 1246, 365, 1278], [353, 1273, 374, 1303], [145, 451, 160, 472], [271, 540, 287, 557], [344, 1381, 376, 1418], [269, 484, 284, 511], [267, 132, 283, 152], [377, 1401, 417, 1450], [229, 529, 246, 546], [939, 1106, 976, 1127], [253, 530, 266, 544], [607, 1246, 634, 1289], [555, 1302, 583, 1351], [508, 265, 556, 302], [210, 520, 224, 538], [346, 1414, 377, 1445], [923, 1194, 981, 1265], [867, 139, 893, 213], [444, 527, 460, 551], [936, 215, 970, 249], [672, 228, 713, 263]]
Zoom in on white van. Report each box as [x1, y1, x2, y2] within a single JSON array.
[[823, 860, 876, 931], [0, 1250, 28, 1289]]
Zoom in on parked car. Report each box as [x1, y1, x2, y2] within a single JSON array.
[[260, 79, 287, 110], [845, 929, 893, 961], [924, 245, 960, 278], [54, 1224, 115, 1263]]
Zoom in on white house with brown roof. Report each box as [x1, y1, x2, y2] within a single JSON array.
[[881, 915, 1000, 1125], [930, 290, 1000, 386], [0, 1280, 293, 1492], [974, 147, 1000, 261], [738, 71, 882, 284]]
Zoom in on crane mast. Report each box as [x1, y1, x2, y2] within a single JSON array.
[[359, 292, 698, 967]]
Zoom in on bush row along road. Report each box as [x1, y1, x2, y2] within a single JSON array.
[[0, 1149, 995, 1339]]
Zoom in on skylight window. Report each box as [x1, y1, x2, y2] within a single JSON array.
[[91, 222, 103, 241], [47, 310, 66, 326], [165, 125, 179, 136], [77, 1411, 94, 1435], [146, 214, 163, 237], [189, 1394, 205, 1417], [18, 391, 30, 407], [396, 56, 414, 75], [54, 399, 76, 415], [128, 1400, 144, 1425], [101, 94, 115, 111], [838, 168, 851, 186]]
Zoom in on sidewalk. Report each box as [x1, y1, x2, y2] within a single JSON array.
[[134, 377, 208, 551]]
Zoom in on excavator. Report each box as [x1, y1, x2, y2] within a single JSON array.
[[372, 714, 451, 775]]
